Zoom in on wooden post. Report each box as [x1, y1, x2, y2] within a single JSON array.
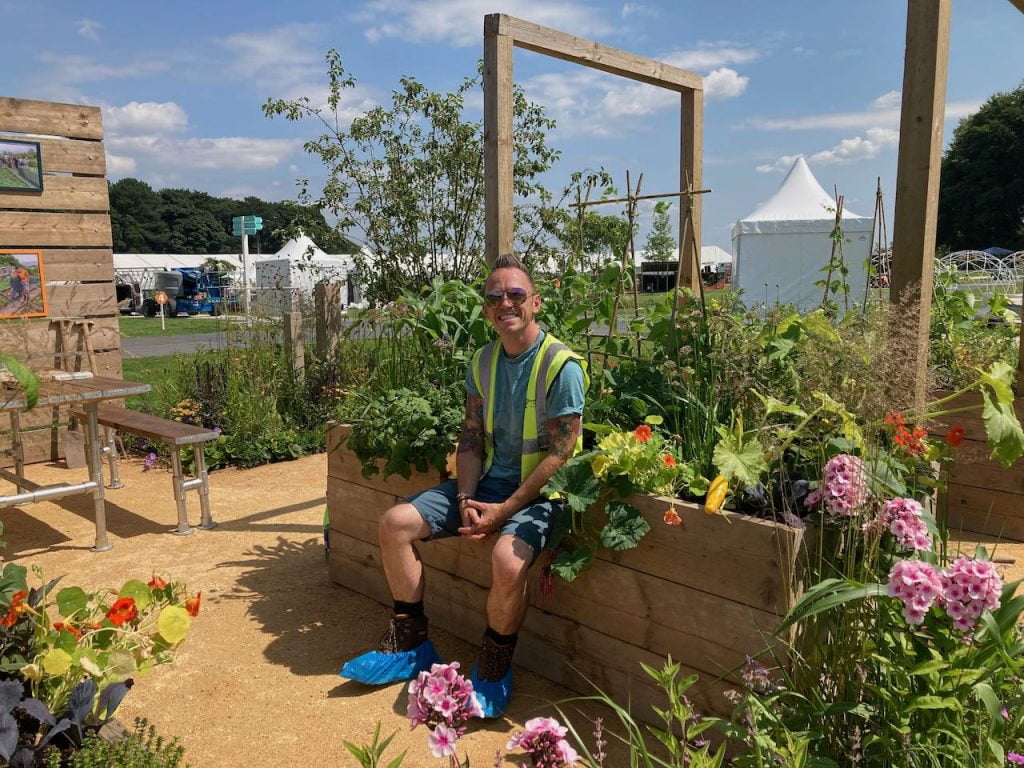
[[680, 89, 703, 294], [314, 283, 342, 359], [484, 16, 514, 268], [890, 0, 951, 406], [282, 311, 304, 376]]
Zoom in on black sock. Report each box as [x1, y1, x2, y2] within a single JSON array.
[[485, 626, 517, 647], [393, 600, 425, 619]]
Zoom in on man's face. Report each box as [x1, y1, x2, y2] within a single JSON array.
[[483, 267, 539, 335]]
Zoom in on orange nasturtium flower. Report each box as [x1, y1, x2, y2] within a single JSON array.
[[106, 597, 138, 627], [663, 505, 682, 526], [946, 425, 965, 447], [662, 454, 676, 468], [1, 590, 28, 628], [185, 592, 202, 617], [53, 621, 82, 639], [704, 476, 729, 515], [634, 425, 653, 443], [148, 574, 168, 590]]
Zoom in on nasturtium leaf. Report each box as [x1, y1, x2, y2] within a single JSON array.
[[644, 415, 664, 426], [542, 460, 600, 516], [981, 390, 1024, 467], [41, 649, 72, 677], [600, 502, 651, 551], [78, 652, 101, 677], [105, 650, 137, 680], [118, 580, 152, 611], [55, 587, 87, 619], [157, 605, 191, 645]]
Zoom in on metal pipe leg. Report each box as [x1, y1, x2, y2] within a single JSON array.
[[194, 444, 216, 530], [83, 403, 112, 552], [104, 427, 124, 489], [9, 411, 25, 492], [170, 448, 193, 536]]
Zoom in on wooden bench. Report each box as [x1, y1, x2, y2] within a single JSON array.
[[71, 404, 218, 535]]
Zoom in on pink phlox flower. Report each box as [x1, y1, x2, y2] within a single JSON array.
[[882, 498, 932, 552], [887, 560, 943, 625], [939, 557, 1002, 633], [819, 454, 868, 516], [804, 489, 822, 508], [428, 724, 459, 758], [1010, 753, 1024, 765], [507, 717, 578, 766]]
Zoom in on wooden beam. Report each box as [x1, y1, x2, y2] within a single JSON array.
[[1008, 0, 1024, 14], [483, 16, 515, 266], [491, 14, 702, 92], [679, 89, 704, 293], [0, 135, 106, 176], [890, 0, 951, 406], [0, 98, 103, 141]]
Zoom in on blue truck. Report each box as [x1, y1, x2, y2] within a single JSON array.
[[141, 267, 228, 317]]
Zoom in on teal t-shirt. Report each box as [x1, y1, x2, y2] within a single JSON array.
[[465, 330, 585, 484]]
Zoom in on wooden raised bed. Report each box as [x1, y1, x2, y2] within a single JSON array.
[[326, 424, 806, 718], [932, 392, 1024, 540]]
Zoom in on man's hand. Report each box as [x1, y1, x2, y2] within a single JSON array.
[[457, 499, 509, 540]]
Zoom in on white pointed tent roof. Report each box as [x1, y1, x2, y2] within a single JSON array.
[[733, 157, 868, 236], [271, 235, 330, 261]]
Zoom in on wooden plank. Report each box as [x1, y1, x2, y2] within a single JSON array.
[[38, 250, 114, 283], [0, 212, 111, 248], [0, 176, 109, 212], [0, 135, 106, 176], [0, 98, 103, 141], [0, 316, 120, 358], [329, 537, 737, 718], [889, 0, 951, 406], [943, 483, 1024, 540], [327, 424, 441, 498], [45, 283, 117, 318], [68, 404, 218, 445], [679, 89, 703, 294], [490, 15, 703, 92], [483, 20, 515, 268], [948, 459, 1024, 495]]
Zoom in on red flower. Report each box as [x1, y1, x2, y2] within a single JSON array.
[[53, 621, 82, 639], [147, 575, 168, 590], [106, 597, 138, 627], [634, 425, 652, 443], [893, 423, 928, 456], [662, 453, 676, 467], [0, 590, 28, 628], [884, 411, 905, 429], [663, 506, 682, 526], [185, 592, 202, 617], [946, 425, 965, 447]]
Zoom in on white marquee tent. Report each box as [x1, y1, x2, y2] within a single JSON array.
[[731, 157, 873, 310], [254, 235, 361, 314]]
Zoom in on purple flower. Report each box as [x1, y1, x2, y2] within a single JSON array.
[[213, 426, 222, 435], [1008, 753, 1024, 765], [143, 452, 158, 472]]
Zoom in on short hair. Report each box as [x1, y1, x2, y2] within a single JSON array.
[[488, 252, 535, 290]]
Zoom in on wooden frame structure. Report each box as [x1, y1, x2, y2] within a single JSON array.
[[482, 14, 704, 292], [892, 0, 1024, 398]]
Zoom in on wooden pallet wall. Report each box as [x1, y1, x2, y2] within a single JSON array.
[[0, 97, 120, 464]]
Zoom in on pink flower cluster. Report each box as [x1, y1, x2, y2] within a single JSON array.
[[887, 559, 944, 624], [805, 454, 868, 516], [940, 557, 1003, 633], [407, 662, 483, 758], [879, 498, 932, 551], [507, 716, 579, 767], [887, 557, 1003, 631]]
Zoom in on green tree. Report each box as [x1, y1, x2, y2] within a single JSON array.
[[544, 169, 632, 274], [643, 201, 675, 261], [109, 178, 168, 252], [263, 49, 561, 303], [937, 83, 1024, 251]]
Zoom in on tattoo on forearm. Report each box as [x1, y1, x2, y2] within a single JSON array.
[[459, 395, 486, 455], [547, 415, 579, 459]]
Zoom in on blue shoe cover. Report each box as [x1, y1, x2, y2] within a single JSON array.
[[470, 665, 512, 718], [339, 638, 441, 685]]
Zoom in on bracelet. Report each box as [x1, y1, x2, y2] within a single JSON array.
[[456, 493, 473, 503]]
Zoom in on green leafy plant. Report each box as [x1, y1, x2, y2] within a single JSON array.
[[57, 717, 188, 768], [342, 721, 406, 768]]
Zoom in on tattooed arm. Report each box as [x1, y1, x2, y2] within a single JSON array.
[[455, 393, 485, 500]]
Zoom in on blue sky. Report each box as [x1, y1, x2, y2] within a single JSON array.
[[1, 0, 1022, 250]]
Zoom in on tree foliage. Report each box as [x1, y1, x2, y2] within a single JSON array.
[[643, 200, 675, 261], [263, 49, 561, 304], [937, 83, 1024, 251], [543, 169, 632, 274], [108, 178, 355, 255]]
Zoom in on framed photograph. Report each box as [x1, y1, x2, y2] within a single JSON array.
[[0, 251, 48, 319], [0, 140, 44, 193]]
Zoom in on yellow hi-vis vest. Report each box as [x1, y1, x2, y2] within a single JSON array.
[[470, 332, 589, 484]]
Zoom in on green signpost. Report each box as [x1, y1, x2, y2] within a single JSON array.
[[231, 215, 264, 315]]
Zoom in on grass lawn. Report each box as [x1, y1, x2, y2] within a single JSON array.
[[118, 316, 231, 338], [122, 354, 183, 411]]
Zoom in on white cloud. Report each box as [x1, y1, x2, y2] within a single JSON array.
[[103, 102, 188, 136], [36, 52, 168, 84], [105, 153, 136, 176], [704, 68, 748, 100], [872, 90, 901, 110], [220, 24, 325, 91], [75, 19, 102, 41], [742, 99, 981, 131], [621, 3, 655, 18], [109, 135, 300, 171], [354, 0, 613, 47], [663, 45, 759, 71], [755, 127, 901, 173]]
